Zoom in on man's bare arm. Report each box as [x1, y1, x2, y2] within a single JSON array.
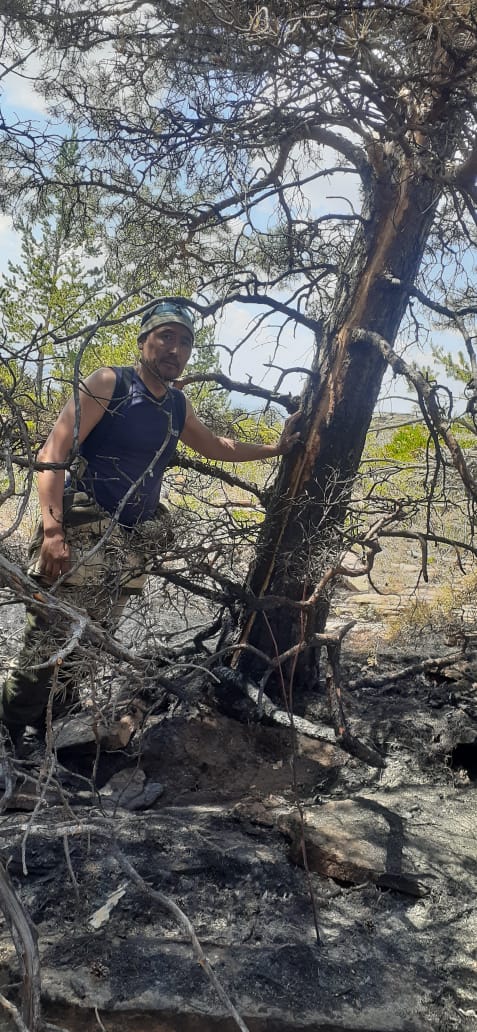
[[36, 367, 116, 582], [180, 398, 301, 461]]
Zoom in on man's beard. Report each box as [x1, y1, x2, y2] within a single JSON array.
[[138, 357, 174, 383]]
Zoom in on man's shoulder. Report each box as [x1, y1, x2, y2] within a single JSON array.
[[84, 365, 118, 385], [81, 366, 118, 404]]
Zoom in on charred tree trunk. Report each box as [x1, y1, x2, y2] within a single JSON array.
[[236, 144, 449, 688]]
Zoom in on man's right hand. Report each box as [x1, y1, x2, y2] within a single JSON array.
[[38, 529, 71, 583]]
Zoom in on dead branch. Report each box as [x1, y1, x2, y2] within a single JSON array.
[[94, 1007, 107, 1032], [354, 327, 477, 503], [418, 533, 428, 583], [0, 994, 30, 1032], [48, 617, 87, 667], [62, 831, 80, 904], [244, 680, 337, 743], [212, 622, 356, 685], [404, 282, 477, 320], [380, 529, 477, 559], [268, 620, 357, 672], [0, 740, 17, 815], [348, 647, 477, 692], [0, 862, 41, 1031], [326, 644, 385, 768], [175, 452, 266, 503], [177, 370, 298, 413], [213, 666, 336, 742]]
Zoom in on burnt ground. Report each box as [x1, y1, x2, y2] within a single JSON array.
[[0, 569, 477, 1031]]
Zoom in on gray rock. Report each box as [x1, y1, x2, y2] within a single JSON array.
[[99, 769, 163, 811]]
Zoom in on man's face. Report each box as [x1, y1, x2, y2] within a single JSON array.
[[139, 322, 193, 381]]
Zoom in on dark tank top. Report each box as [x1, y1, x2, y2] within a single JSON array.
[[79, 366, 186, 527]]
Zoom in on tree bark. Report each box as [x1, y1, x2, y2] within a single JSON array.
[[236, 150, 446, 686]]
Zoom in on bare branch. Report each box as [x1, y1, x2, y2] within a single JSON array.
[[177, 371, 299, 413], [0, 863, 41, 1032], [353, 328, 477, 503]]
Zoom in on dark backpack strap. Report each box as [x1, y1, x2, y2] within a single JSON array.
[[171, 385, 187, 434], [109, 365, 135, 406]]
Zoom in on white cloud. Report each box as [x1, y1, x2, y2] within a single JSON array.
[[3, 74, 48, 116], [0, 214, 21, 268], [1, 52, 49, 116], [214, 301, 314, 403], [284, 142, 363, 220]]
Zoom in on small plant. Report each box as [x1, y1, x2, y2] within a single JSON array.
[[385, 574, 477, 644]]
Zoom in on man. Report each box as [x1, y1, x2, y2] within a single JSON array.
[[1, 299, 300, 744]]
